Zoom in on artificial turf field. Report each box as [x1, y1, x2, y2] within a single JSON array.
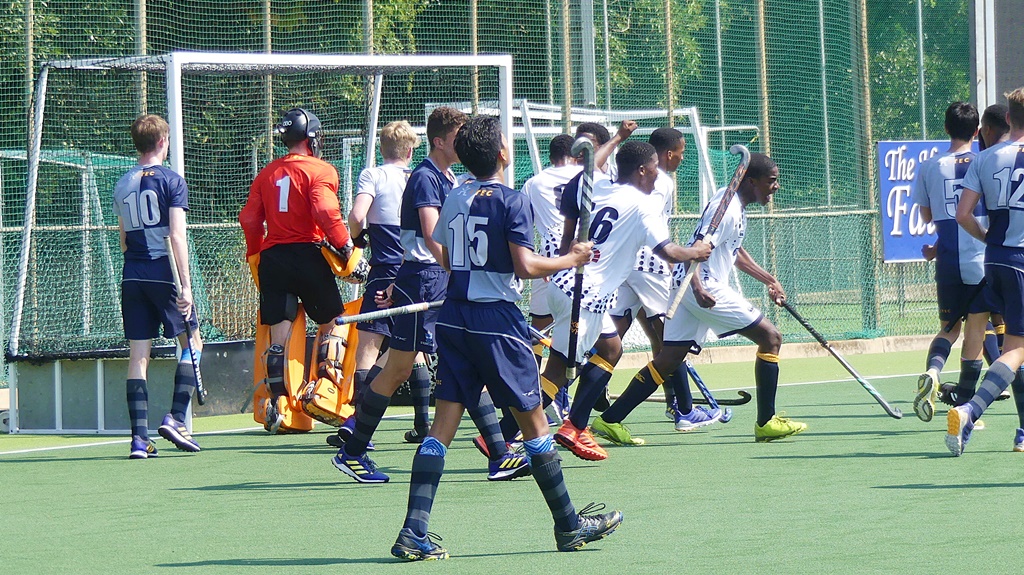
[[3, 349, 1024, 575]]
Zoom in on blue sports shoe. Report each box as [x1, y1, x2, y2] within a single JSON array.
[[333, 449, 389, 483], [674, 406, 722, 432], [945, 404, 975, 457], [157, 414, 200, 452], [487, 449, 531, 481], [1013, 428, 1024, 453], [391, 528, 448, 561], [129, 436, 158, 459]]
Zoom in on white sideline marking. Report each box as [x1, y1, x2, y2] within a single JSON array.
[[621, 370, 936, 401], [0, 413, 416, 456]]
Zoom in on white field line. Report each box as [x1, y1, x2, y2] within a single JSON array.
[[623, 370, 941, 400], [0, 412, 416, 456]]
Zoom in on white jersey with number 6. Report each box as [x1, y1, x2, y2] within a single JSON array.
[[551, 178, 670, 313]]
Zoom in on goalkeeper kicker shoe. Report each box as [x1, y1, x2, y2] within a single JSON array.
[[487, 450, 531, 481], [754, 414, 807, 442], [129, 436, 158, 459], [157, 414, 201, 452], [391, 528, 448, 561], [674, 406, 723, 432], [591, 416, 645, 446], [554, 503, 623, 552], [1014, 428, 1024, 453], [333, 449, 389, 483], [264, 396, 285, 434], [914, 368, 939, 422], [946, 404, 975, 456]]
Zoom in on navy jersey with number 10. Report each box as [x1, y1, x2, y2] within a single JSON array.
[[113, 164, 188, 262], [433, 179, 533, 303]]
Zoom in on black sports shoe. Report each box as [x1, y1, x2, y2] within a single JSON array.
[[326, 418, 374, 450], [391, 528, 448, 561], [937, 383, 963, 407], [404, 428, 428, 444], [554, 502, 623, 551]]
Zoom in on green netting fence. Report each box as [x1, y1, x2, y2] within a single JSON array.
[[0, 0, 971, 371]]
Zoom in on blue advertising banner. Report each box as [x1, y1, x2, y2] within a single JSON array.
[[878, 140, 944, 263]]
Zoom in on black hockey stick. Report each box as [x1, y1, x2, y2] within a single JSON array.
[[566, 136, 595, 381], [666, 144, 751, 319], [782, 301, 902, 419], [164, 237, 207, 406], [685, 362, 752, 408]]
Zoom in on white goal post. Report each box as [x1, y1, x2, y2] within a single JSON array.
[[7, 52, 514, 434]]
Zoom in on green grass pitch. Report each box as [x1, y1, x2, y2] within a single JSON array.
[[3, 350, 1024, 574]]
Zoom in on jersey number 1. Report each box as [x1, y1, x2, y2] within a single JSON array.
[[276, 175, 291, 212]]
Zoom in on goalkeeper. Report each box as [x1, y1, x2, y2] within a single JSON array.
[[239, 108, 360, 433]]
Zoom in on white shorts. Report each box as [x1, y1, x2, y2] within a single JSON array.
[[530, 278, 554, 317], [547, 286, 617, 363], [664, 279, 763, 351], [609, 270, 671, 320]]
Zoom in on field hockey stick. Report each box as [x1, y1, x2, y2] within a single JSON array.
[[334, 300, 444, 325], [665, 144, 751, 320], [683, 361, 733, 423], [942, 279, 987, 333], [566, 136, 596, 381], [683, 363, 752, 408], [782, 301, 903, 419], [163, 237, 207, 406]]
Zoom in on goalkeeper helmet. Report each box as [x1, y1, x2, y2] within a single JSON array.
[[276, 108, 323, 158]]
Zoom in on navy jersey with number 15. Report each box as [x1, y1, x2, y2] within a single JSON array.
[[433, 179, 532, 303]]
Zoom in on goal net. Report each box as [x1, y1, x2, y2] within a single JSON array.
[[7, 52, 513, 360]]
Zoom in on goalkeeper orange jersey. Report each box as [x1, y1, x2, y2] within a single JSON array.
[[240, 153, 351, 257]]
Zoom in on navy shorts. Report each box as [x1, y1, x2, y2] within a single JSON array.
[[389, 262, 447, 353], [936, 281, 997, 322], [985, 265, 1024, 336], [434, 300, 542, 412], [259, 243, 344, 325], [356, 263, 401, 336], [121, 279, 198, 341]]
